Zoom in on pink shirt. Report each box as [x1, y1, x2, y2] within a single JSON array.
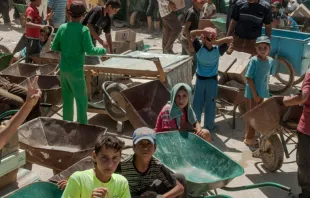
[[154, 104, 188, 132], [297, 72, 310, 136]]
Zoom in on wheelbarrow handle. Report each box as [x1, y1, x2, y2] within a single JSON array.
[[221, 182, 291, 192]]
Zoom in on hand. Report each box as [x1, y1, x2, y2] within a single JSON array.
[[201, 34, 212, 46], [188, 44, 195, 53], [253, 94, 262, 105], [57, 180, 68, 190], [226, 36, 233, 44], [168, 2, 177, 11], [195, 128, 204, 137], [98, 39, 109, 48], [46, 11, 54, 21], [26, 76, 42, 107], [91, 187, 108, 198]]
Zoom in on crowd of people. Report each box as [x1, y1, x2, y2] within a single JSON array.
[[0, 0, 310, 197]]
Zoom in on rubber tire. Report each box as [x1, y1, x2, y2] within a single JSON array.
[[270, 57, 294, 95], [0, 44, 11, 54], [276, 69, 305, 86], [103, 83, 128, 122], [260, 134, 284, 172]]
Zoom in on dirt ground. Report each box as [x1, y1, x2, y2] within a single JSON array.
[[0, 11, 302, 197]]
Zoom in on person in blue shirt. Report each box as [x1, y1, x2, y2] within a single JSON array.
[[244, 36, 275, 148], [190, 27, 233, 133]]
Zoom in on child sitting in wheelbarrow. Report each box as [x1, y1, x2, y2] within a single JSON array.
[[155, 83, 211, 142], [10, 27, 51, 64]]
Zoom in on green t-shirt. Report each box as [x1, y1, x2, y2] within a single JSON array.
[[62, 169, 131, 198], [51, 22, 106, 72]]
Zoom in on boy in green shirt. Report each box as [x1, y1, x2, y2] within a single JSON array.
[[51, 1, 106, 124], [61, 135, 130, 198]]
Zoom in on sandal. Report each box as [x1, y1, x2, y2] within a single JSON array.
[[243, 139, 259, 148]]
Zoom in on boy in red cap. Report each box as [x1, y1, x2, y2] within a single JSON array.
[[180, 0, 205, 76], [190, 27, 232, 133], [51, 1, 107, 124]]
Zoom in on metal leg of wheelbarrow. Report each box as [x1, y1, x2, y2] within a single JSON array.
[[279, 129, 290, 159], [221, 182, 294, 195]]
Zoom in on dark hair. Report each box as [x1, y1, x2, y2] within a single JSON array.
[[94, 135, 125, 154], [177, 86, 188, 93], [105, 0, 122, 9]]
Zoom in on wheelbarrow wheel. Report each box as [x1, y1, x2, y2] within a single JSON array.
[[0, 44, 11, 54], [103, 82, 128, 122], [270, 57, 294, 94], [260, 134, 284, 172]]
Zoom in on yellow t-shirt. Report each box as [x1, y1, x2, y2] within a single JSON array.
[[62, 169, 131, 198]]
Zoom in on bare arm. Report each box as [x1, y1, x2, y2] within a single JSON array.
[[163, 180, 184, 198], [105, 33, 113, 54], [265, 24, 272, 38], [227, 19, 237, 36], [283, 93, 309, 106], [47, 7, 54, 27], [0, 77, 41, 149], [247, 77, 259, 98], [190, 29, 205, 38], [184, 22, 192, 47], [87, 23, 102, 42], [212, 36, 233, 45]]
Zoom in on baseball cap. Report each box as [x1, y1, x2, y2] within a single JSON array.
[[256, 36, 270, 44], [133, 127, 156, 145], [272, 1, 282, 8], [68, 1, 86, 17], [203, 27, 217, 39]]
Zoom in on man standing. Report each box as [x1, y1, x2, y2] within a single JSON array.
[[158, 0, 182, 54], [227, 0, 272, 55]]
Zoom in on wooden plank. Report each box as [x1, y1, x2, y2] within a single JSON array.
[[87, 107, 108, 114], [219, 54, 237, 73], [227, 51, 251, 84]]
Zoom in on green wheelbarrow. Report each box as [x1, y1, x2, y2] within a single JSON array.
[[154, 131, 296, 197], [7, 182, 63, 198], [210, 18, 227, 33], [12, 3, 28, 28]]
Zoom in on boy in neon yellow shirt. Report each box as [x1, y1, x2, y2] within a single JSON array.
[[61, 135, 130, 198]]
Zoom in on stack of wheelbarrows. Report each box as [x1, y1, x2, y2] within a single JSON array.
[[0, 25, 304, 197]]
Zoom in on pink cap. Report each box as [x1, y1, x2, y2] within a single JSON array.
[[203, 27, 217, 39]]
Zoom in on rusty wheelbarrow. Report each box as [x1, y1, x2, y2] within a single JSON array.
[[18, 117, 107, 172], [0, 63, 58, 77], [121, 80, 170, 129], [30, 51, 60, 65], [241, 97, 302, 172], [216, 84, 246, 129]]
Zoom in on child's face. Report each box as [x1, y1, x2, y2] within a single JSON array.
[[272, 6, 278, 13], [133, 140, 156, 160], [175, 89, 188, 109], [107, 5, 120, 16], [39, 31, 48, 43], [193, 1, 204, 9], [92, 147, 121, 176], [256, 43, 270, 57]]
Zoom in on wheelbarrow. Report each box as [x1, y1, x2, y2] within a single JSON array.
[[7, 182, 63, 198], [0, 63, 58, 77], [12, 3, 28, 28], [0, 37, 13, 71], [30, 51, 60, 65], [216, 84, 246, 129], [121, 80, 170, 129], [17, 117, 107, 172], [241, 97, 302, 172], [0, 75, 26, 85], [154, 131, 295, 197]]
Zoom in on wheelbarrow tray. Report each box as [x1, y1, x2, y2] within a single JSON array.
[[241, 97, 287, 135], [154, 131, 244, 197], [12, 3, 28, 14], [30, 52, 60, 65], [20, 75, 62, 106], [210, 18, 227, 33], [0, 63, 57, 77], [0, 75, 27, 85], [121, 80, 170, 129], [0, 53, 13, 71], [7, 182, 63, 198], [18, 117, 107, 172], [217, 85, 245, 106], [49, 157, 94, 183]]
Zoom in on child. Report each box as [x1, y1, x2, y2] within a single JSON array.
[[116, 127, 186, 197], [191, 28, 233, 132], [283, 71, 310, 198], [180, 0, 204, 76], [201, 0, 216, 19], [47, 0, 67, 32], [244, 36, 275, 147], [11, 28, 51, 64], [51, 1, 107, 124], [61, 135, 131, 198], [82, 0, 121, 53], [155, 83, 211, 142], [25, 0, 48, 63]]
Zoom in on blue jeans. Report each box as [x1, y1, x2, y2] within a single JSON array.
[[193, 77, 218, 132]]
